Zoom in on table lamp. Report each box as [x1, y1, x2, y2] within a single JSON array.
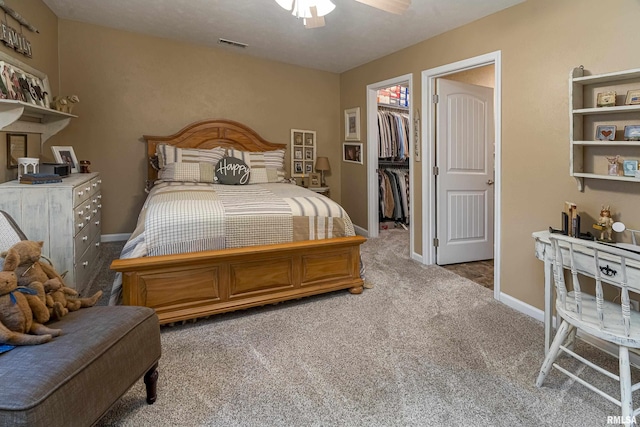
[[315, 156, 330, 186]]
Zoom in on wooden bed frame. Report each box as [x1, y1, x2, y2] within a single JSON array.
[[110, 119, 366, 325]]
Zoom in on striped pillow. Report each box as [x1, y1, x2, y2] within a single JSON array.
[[158, 162, 216, 183], [156, 144, 226, 168], [227, 149, 286, 184]]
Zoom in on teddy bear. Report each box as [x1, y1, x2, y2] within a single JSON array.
[[1, 240, 103, 321], [0, 247, 61, 345]]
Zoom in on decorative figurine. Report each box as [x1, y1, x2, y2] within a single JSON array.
[[606, 155, 620, 176], [594, 205, 615, 242]]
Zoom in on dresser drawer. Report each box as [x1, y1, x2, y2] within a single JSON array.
[[74, 202, 94, 235], [74, 210, 100, 262], [75, 232, 100, 292], [73, 181, 93, 208]]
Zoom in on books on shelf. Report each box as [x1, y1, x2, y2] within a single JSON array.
[[19, 173, 62, 184]]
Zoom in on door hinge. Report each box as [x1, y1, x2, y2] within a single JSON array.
[[433, 166, 439, 176], [432, 94, 439, 103], [433, 238, 439, 247]]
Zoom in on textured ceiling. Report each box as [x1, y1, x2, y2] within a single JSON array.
[[42, 0, 525, 73]]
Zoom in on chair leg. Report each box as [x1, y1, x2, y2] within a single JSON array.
[[144, 362, 159, 404], [537, 320, 574, 387], [619, 346, 633, 425]]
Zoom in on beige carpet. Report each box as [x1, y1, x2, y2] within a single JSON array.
[[94, 229, 637, 426]]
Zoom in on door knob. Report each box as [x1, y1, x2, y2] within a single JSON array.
[[487, 179, 494, 185]]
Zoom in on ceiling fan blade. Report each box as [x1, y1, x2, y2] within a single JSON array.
[[354, 0, 411, 15], [304, 6, 325, 29]]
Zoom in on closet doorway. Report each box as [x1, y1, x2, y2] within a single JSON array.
[[421, 51, 502, 300], [366, 74, 414, 259]]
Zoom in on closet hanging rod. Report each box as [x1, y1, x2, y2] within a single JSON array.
[[378, 104, 409, 111]]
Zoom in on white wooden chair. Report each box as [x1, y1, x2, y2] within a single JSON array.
[[536, 234, 640, 425]]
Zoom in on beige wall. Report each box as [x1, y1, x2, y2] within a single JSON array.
[[54, 20, 341, 235], [0, 0, 58, 182], [340, 0, 640, 311]]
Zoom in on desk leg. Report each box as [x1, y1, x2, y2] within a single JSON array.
[[544, 256, 553, 355]]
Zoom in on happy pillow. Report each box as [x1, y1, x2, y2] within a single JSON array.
[[226, 149, 286, 184], [215, 157, 250, 185]]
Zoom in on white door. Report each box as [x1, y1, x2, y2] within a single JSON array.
[[436, 79, 494, 265]]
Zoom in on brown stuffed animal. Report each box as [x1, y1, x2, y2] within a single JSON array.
[[0, 248, 61, 345], [1, 241, 103, 321]]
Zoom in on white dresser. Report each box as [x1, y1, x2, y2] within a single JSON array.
[[0, 173, 102, 293]]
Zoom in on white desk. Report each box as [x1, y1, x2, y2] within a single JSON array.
[[532, 230, 640, 354]]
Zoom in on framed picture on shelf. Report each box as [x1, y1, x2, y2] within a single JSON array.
[[625, 89, 640, 105], [624, 125, 640, 141], [344, 107, 360, 141], [343, 142, 363, 164], [308, 172, 321, 188], [6, 133, 26, 168], [51, 145, 79, 173], [290, 129, 316, 177], [596, 91, 616, 107], [623, 160, 638, 177], [595, 125, 616, 141]]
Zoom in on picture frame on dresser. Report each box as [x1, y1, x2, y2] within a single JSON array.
[[6, 133, 26, 168], [51, 146, 79, 173]]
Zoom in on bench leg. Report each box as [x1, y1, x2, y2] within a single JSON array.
[[144, 363, 159, 404]]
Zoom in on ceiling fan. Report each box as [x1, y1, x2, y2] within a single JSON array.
[[275, 0, 411, 29]]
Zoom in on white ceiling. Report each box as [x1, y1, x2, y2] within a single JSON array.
[[42, 0, 525, 73]]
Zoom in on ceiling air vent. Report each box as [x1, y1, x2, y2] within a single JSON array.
[[218, 38, 248, 49]]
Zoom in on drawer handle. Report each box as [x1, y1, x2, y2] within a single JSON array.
[[85, 186, 91, 192], [85, 204, 91, 210], [95, 242, 100, 248], [94, 221, 100, 226], [97, 204, 102, 209], [77, 190, 84, 196], [82, 261, 89, 267], [85, 216, 91, 221], [97, 195, 102, 199], [78, 223, 84, 229], [92, 198, 97, 203], [82, 236, 88, 241], [98, 179, 102, 184], [77, 210, 84, 216], [92, 209, 97, 214]]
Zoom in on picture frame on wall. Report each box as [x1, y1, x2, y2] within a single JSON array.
[[595, 125, 616, 141], [343, 142, 363, 164], [6, 133, 26, 168], [344, 107, 360, 141], [290, 129, 316, 177], [51, 145, 79, 173]]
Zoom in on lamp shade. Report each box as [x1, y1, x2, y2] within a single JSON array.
[[315, 156, 330, 172]]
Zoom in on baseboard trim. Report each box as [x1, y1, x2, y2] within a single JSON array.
[[354, 225, 368, 237], [101, 233, 130, 243], [499, 291, 546, 323]]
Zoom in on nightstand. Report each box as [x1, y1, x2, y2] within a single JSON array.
[[307, 186, 330, 197]]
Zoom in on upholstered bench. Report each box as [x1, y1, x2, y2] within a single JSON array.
[[0, 305, 161, 427]]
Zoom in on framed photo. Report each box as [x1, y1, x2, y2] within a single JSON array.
[[308, 172, 321, 188], [290, 129, 316, 177], [596, 91, 616, 107], [344, 107, 360, 141], [6, 133, 26, 168], [595, 125, 616, 141], [343, 142, 363, 164], [51, 146, 79, 173], [0, 52, 52, 107], [625, 89, 640, 105], [623, 160, 639, 177], [624, 125, 640, 141]]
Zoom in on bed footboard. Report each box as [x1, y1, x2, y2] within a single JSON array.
[[110, 236, 366, 324]]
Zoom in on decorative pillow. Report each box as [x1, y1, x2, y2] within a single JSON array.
[[156, 145, 226, 168], [158, 162, 216, 183], [214, 157, 250, 185], [226, 149, 286, 184]]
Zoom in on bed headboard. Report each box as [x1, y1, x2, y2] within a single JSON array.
[[143, 119, 287, 183]]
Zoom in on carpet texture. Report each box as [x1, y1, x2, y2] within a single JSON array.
[[93, 229, 638, 426]]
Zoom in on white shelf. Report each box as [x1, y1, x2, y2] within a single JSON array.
[[570, 66, 640, 191], [0, 99, 76, 145]]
